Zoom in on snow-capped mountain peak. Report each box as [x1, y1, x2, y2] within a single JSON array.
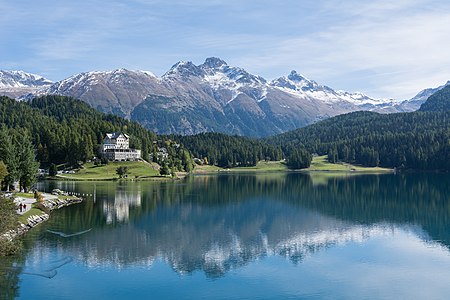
[[273, 70, 332, 93], [287, 70, 312, 83], [200, 57, 228, 70], [163, 61, 205, 78], [271, 70, 320, 92], [0, 70, 52, 88], [0, 70, 52, 98], [270, 70, 398, 108]]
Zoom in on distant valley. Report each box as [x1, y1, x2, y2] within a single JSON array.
[[1, 58, 449, 137]]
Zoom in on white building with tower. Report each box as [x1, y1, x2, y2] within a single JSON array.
[[101, 132, 141, 161]]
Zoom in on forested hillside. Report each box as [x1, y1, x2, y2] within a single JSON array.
[[419, 85, 450, 112], [267, 110, 450, 170], [0, 96, 194, 184], [171, 133, 283, 168]]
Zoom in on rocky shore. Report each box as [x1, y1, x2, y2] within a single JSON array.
[[1, 195, 83, 242]]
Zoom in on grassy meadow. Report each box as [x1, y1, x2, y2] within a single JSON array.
[[56, 161, 161, 180]]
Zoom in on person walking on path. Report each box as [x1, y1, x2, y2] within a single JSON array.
[[19, 203, 23, 212], [23, 204, 27, 212]]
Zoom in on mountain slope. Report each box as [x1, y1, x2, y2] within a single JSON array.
[[130, 58, 403, 137], [0, 70, 52, 98], [12, 58, 447, 137], [419, 85, 450, 112], [35, 69, 163, 118]]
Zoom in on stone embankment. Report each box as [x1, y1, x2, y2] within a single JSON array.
[[1, 195, 83, 242], [40, 196, 83, 211]]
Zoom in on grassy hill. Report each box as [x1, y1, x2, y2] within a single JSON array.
[[305, 156, 392, 172]]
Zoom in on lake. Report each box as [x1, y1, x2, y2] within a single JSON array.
[[1, 173, 450, 299]]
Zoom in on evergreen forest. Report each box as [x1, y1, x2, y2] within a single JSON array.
[[267, 110, 450, 170]]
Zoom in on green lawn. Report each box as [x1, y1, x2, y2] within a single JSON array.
[[229, 161, 288, 172], [13, 192, 35, 199], [193, 156, 392, 174], [56, 161, 161, 180], [306, 155, 393, 172], [192, 164, 222, 174], [193, 161, 288, 174], [18, 206, 45, 224]]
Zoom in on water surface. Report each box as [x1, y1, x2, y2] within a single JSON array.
[[1, 173, 450, 299]]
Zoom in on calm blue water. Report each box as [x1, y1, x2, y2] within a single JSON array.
[[1, 173, 450, 299]]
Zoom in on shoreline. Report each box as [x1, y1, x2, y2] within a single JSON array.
[[45, 158, 397, 181], [193, 168, 395, 175], [191, 157, 395, 175], [51, 175, 187, 182], [1, 193, 83, 242]]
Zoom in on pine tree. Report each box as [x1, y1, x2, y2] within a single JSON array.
[[83, 136, 94, 162], [0, 161, 8, 188], [49, 163, 57, 177], [0, 129, 19, 190], [160, 162, 170, 176], [16, 130, 39, 191]]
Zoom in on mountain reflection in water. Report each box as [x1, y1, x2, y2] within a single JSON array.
[[27, 173, 450, 278]]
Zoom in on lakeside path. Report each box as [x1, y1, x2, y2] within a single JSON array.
[[1, 192, 83, 242], [13, 192, 59, 215]]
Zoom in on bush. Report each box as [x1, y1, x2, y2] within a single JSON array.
[[49, 163, 57, 176], [0, 197, 22, 256], [116, 166, 129, 178], [0, 239, 22, 256]]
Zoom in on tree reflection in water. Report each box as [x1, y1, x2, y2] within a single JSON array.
[[1, 172, 449, 298]]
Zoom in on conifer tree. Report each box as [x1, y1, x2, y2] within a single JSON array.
[[0, 129, 19, 190], [0, 161, 8, 188], [16, 130, 39, 191]]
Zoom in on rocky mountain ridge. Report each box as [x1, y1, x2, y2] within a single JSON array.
[[0, 70, 52, 98], [1, 58, 447, 136]]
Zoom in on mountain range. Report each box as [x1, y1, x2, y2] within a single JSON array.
[[1, 58, 448, 137]]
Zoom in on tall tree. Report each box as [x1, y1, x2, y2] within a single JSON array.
[[83, 135, 94, 162], [0, 161, 8, 188], [0, 128, 19, 190], [16, 130, 39, 191]]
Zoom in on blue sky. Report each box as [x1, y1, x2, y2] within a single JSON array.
[[1, 0, 450, 99]]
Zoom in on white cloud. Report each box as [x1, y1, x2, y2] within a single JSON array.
[[215, 1, 450, 99], [2, 0, 450, 99]]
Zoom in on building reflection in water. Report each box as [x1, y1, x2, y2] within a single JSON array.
[[29, 173, 450, 277], [102, 187, 142, 224]]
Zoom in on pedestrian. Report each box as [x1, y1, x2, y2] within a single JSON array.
[[19, 203, 23, 212], [23, 204, 27, 211]]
